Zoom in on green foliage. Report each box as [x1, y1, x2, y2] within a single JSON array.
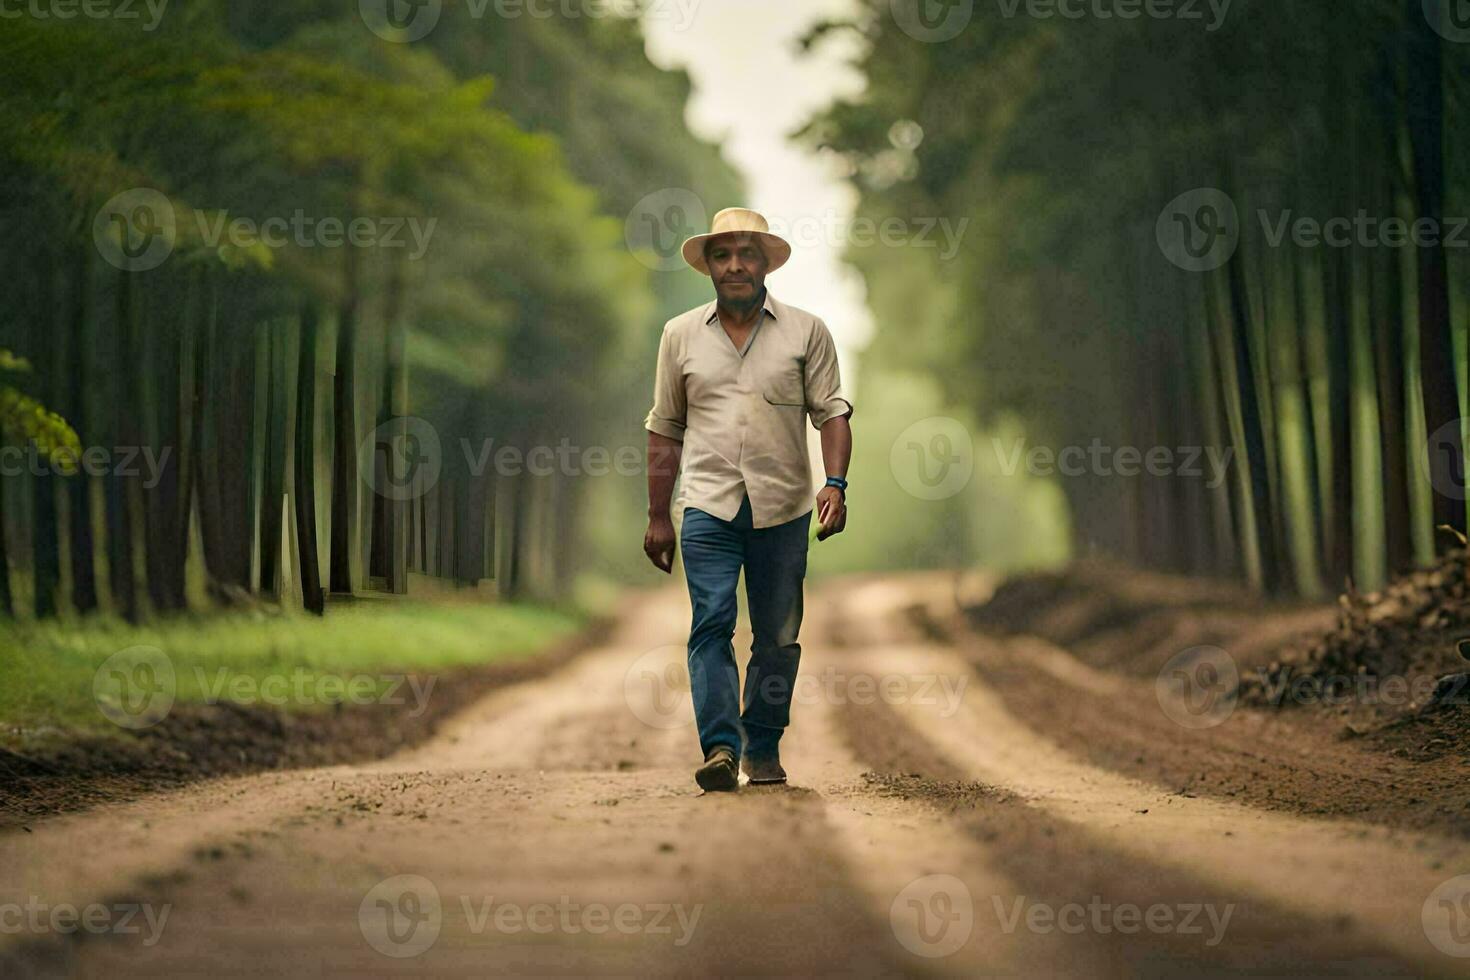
[[0, 349, 81, 475], [0, 599, 583, 740]]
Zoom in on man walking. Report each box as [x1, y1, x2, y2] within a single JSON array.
[[642, 207, 854, 792]]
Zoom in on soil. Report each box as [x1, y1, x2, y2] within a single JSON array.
[[0, 621, 605, 829], [4, 576, 1470, 977], [939, 559, 1470, 836]]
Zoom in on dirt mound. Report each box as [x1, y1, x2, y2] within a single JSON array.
[[1238, 549, 1470, 748], [966, 561, 1326, 679]]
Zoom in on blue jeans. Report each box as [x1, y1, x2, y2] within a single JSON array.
[[680, 494, 810, 760]]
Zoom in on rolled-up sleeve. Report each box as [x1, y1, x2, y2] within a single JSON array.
[[643, 324, 687, 441], [804, 319, 853, 430]]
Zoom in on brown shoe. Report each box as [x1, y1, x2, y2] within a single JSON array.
[[741, 754, 787, 785], [695, 746, 739, 792]]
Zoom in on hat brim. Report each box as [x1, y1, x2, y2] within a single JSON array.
[[681, 231, 791, 275]]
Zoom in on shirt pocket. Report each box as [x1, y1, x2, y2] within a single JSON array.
[[761, 359, 806, 408]]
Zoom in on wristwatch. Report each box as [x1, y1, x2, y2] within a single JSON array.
[[824, 476, 848, 493]]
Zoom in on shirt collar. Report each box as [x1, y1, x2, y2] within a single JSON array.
[[705, 288, 777, 325]]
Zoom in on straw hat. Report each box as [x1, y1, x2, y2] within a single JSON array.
[[681, 207, 791, 275]]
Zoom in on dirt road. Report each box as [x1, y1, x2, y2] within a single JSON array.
[[5, 575, 1470, 977]]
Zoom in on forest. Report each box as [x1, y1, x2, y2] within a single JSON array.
[[807, 0, 1470, 596], [0, 0, 737, 621]]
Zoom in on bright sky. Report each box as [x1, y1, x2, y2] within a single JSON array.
[[641, 0, 874, 369]]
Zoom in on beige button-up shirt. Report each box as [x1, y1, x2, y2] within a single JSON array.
[[644, 291, 853, 529]]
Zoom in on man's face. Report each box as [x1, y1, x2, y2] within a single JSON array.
[[706, 233, 769, 306]]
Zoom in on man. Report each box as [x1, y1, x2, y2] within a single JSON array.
[[642, 207, 854, 792]]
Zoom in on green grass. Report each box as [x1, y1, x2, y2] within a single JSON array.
[[1, 600, 584, 741]]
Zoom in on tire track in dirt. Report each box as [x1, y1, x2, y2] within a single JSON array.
[[831, 575, 1470, 977], [0, 590, 913, 977]]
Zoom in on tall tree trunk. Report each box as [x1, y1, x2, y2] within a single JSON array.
[[107, 269, 140, 622], [1321, 248, 1356, 588], [66, 243, 98, 614], [294, 305, 325, 614], [1405, 2, 1463, 549], [1223, 253, 1284, 594], [0, 472, 12, 617], [31, 255, 63, 618], [330, 246, 360, 595]]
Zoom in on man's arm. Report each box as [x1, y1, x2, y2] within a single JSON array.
[[644, 431, 683, 572], [815, 415, 852, 539], [643, 324, 686, 573]]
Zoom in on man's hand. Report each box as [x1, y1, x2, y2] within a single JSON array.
[[815, 485, 847, 540], [644, 515, 677, 573]]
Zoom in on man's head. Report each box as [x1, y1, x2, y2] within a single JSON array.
[[705, 232, 769, 308], [680, 208, 791, 295]]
